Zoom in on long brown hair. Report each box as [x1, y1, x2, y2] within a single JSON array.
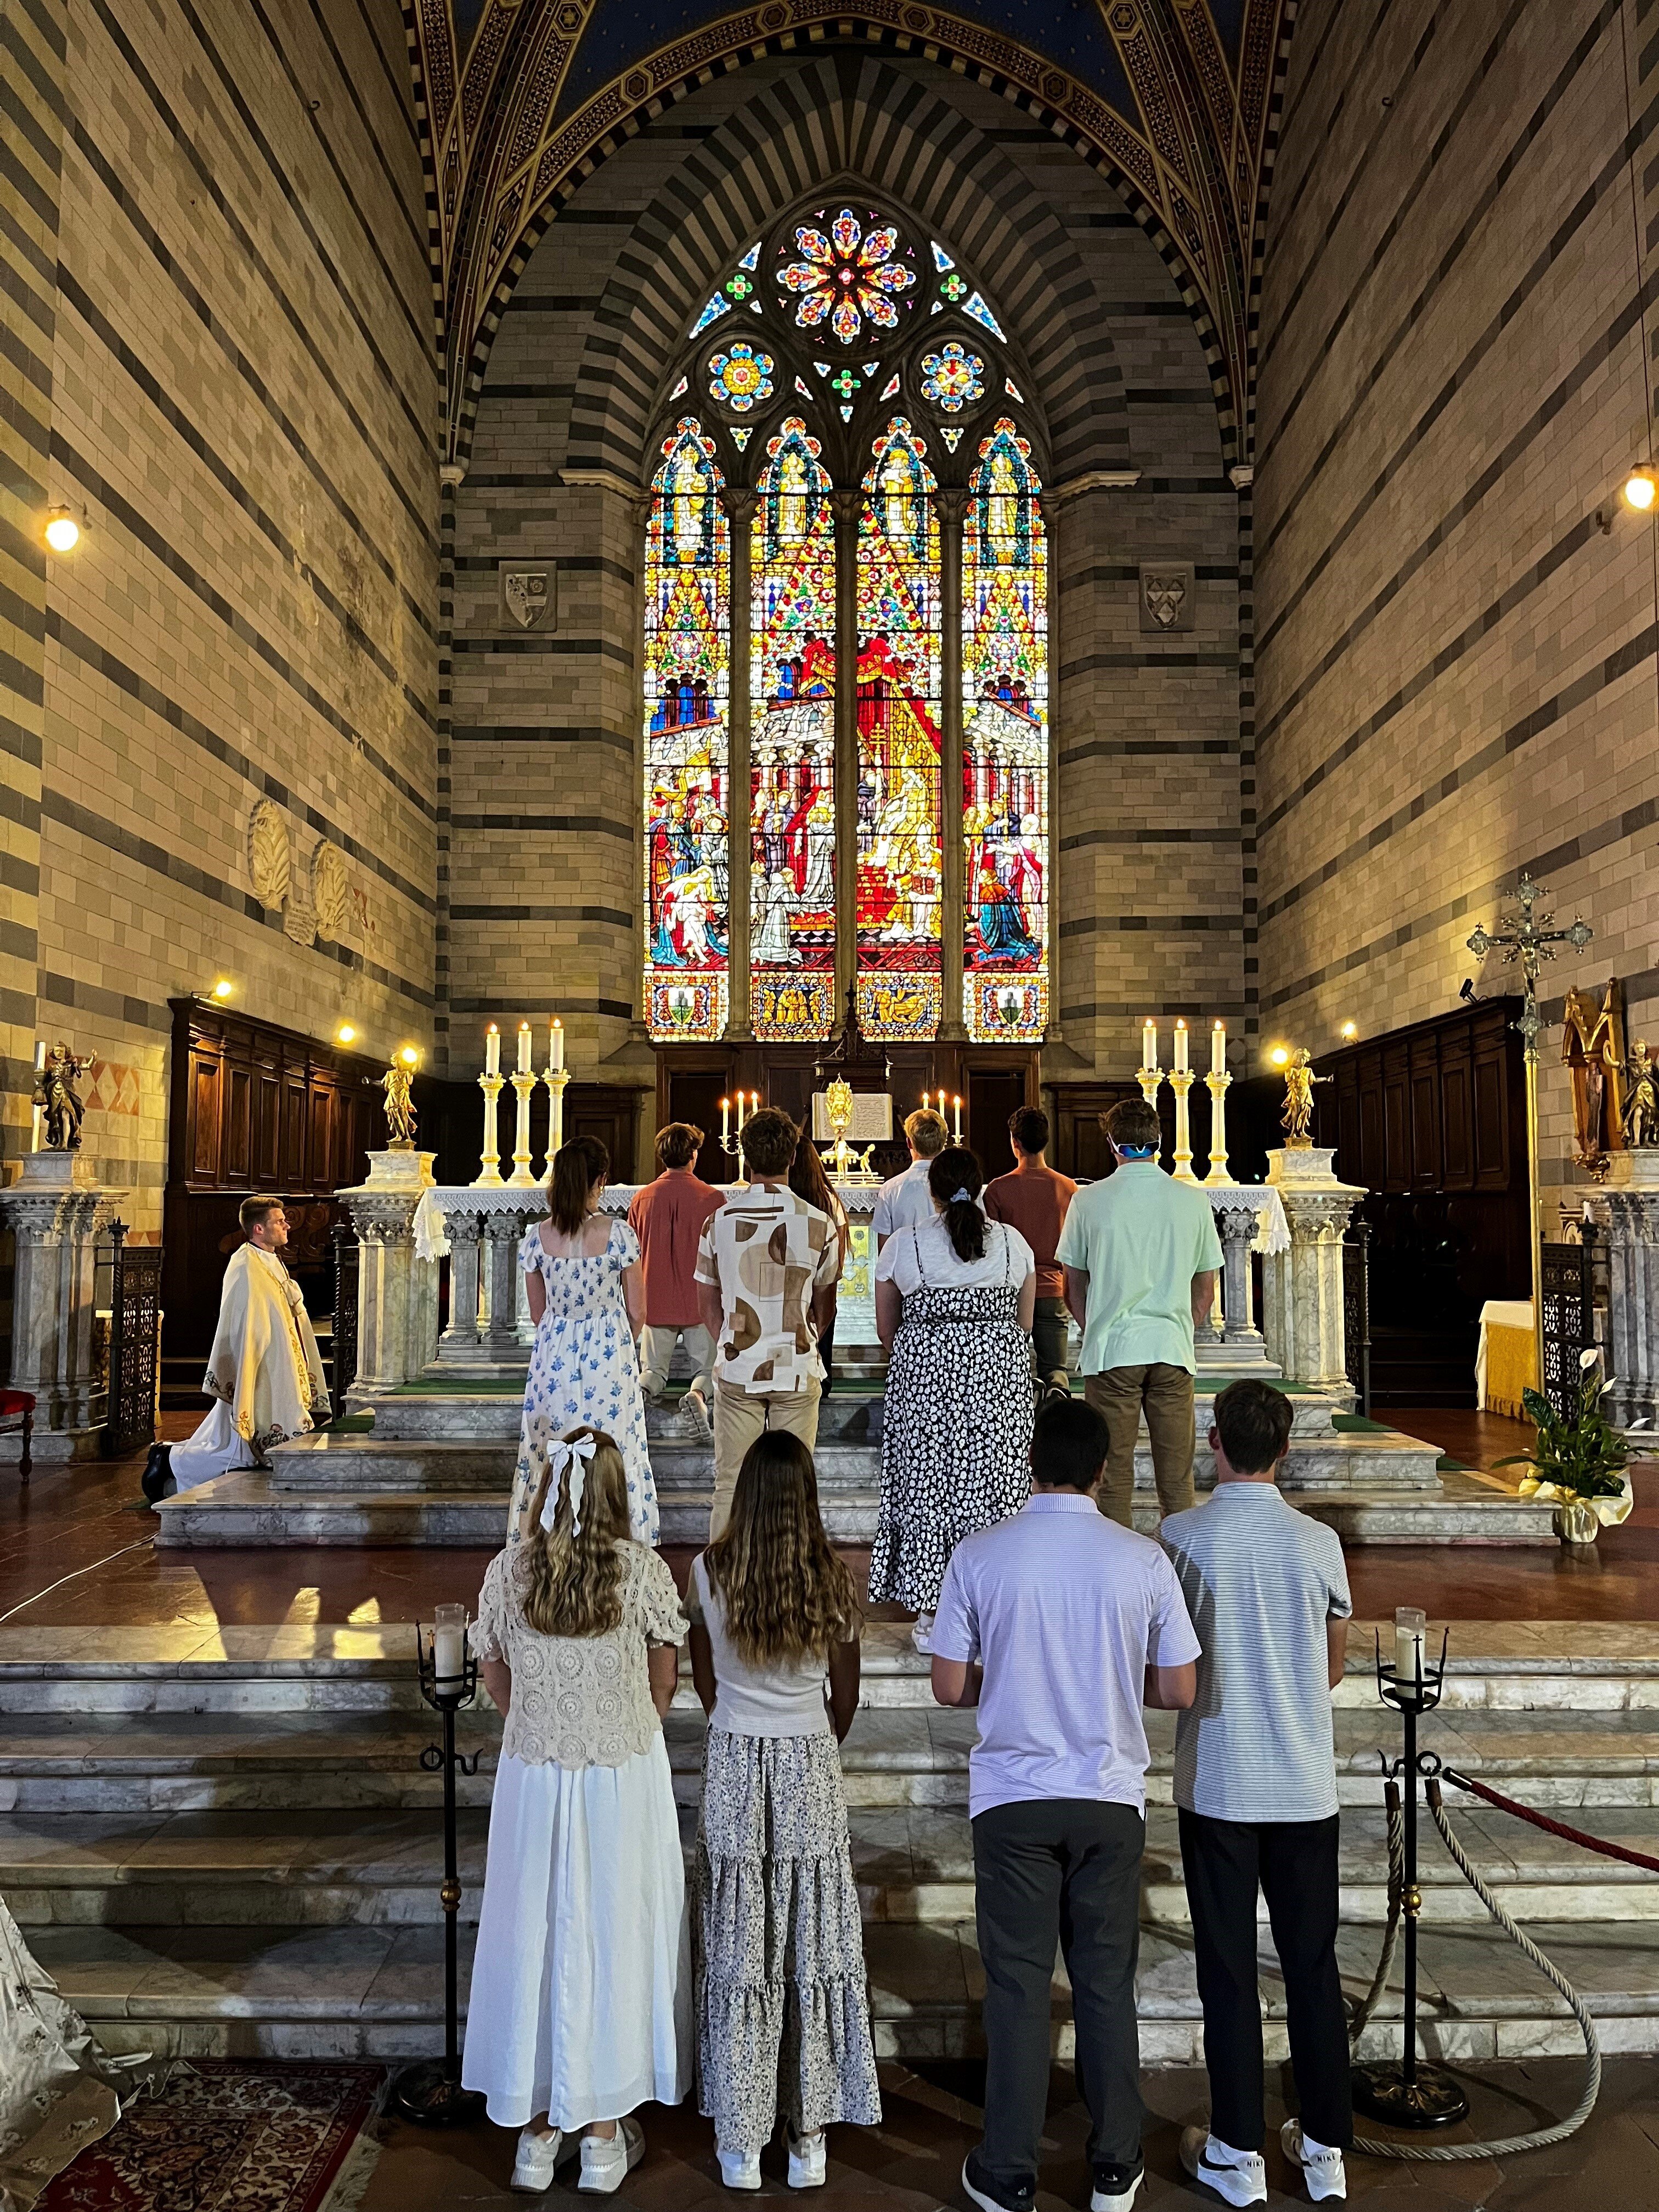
[[703, 1432, 861, 1667], [930, 1146, 986, 1263], [522, 1425, 633, 1637], [789, 1129, 850, 1272], [548, 1134, 608, 1238]]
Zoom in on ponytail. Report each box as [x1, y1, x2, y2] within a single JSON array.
[[548, 1134, 609, 1237], [929, 1146, 985, 1264]]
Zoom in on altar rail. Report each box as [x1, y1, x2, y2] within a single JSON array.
[[395, 1178, 1290, 1380]]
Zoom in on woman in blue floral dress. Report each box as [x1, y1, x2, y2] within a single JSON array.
[[509, 1135, 659, 1547]]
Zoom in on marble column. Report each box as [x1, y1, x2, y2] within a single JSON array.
[[1261, 1147, 1363, 1390], [339, 1150, 439, 1395], [438, 1208, 482, 1356], [0, 1150, 120, 1460], [1215, 1203, 1262, 1353], [1603, 1151, 1659, 1427]]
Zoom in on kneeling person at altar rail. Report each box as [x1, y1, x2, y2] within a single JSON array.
[[151, 1196, 329, 1497]]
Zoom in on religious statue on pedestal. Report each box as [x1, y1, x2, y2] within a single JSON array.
[[1562, 979, 1627, 1178], [35, 1042, 92, 1151], [1623, 1041, 1658, 1150], [381, 1048, 419, 1148], [1279, 1047, 1328, 1148]]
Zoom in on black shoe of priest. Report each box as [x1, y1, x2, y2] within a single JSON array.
[[140, 1443, 175, 1503]]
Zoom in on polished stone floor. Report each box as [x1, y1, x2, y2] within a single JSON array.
[[4, 1408, 1656, 1630], [352, 2056, 1659, 2208]]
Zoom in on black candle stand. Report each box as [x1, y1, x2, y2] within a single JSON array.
[[390, 1627, 487, 2127], [1350, 1626, 1470, 2130]]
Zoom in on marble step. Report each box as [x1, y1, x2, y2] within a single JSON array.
[[360, 1383, 1350, 1448], [9, 1699, 1659, 1816], [8, 1620, 1631, 1720], [34, 1915, 1659, 2066], [153, 1465, 1547, 1546], [8, 1796, 1659, 1931]]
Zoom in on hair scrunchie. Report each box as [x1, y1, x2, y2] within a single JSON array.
[[540, 1431, 599, 1536], [951, 1187, 973, 1203]]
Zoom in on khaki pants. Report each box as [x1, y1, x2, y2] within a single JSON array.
[[710, 1375, 822, 1538], [1085, 1363, 1196, 1527], [639, 1322, 715, 1400]]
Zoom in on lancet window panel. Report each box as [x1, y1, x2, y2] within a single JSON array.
[[643, 419, 731, 1043], [750, 416, 838, 1042], [963, 419, 1048, 1044], [856, 419, 943, 1043]]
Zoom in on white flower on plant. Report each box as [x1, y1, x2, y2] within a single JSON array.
[[1581, 1348, 1601, 1368]]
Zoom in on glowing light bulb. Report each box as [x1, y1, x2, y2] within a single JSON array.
[[44, 511, 80, 554], [337, 1023, 356, 1045], [399, 1045, 419, 1067], [1340, 1019, 1358, 1040], [211, 978, 233, 1000], [1269, 1045, 1289, 1068], [1625, 465, 1657, 512]]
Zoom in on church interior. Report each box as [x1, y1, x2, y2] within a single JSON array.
[[8, 0, 1659, 2204]]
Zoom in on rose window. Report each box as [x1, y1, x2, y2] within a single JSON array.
[[778, 208, 916, 345], [708, 341, 774, 412], [921, 342, 985, 414]]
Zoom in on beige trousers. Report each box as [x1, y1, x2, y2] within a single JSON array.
[[709, 1376, 822, 1538], [1084, 1363, 1196, 1527]]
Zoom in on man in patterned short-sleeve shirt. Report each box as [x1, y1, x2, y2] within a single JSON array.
[[695, 1105, 841, 1538]]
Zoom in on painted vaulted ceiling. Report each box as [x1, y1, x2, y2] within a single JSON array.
[[408, 0, 1295, 469]]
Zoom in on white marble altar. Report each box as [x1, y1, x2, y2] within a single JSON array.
[[1261, 1147, 1364, 1390], [336, 1150, 440, 1396]]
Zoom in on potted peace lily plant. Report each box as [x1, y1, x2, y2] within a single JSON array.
[[1494, 1348, 1640, 1545]]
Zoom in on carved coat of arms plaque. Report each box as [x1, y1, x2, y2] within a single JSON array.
[[501, 564, 554, 630], [1139, 563, 1195, 632]]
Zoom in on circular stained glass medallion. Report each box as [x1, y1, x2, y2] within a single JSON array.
[[778, 208, 916, 346], [921, 342, 985, 414], [708, 341, 775, 413]]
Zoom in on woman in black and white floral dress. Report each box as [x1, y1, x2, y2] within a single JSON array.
[[870, 1147, 1036, 1649]]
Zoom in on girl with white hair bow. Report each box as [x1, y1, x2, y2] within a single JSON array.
[[463, 1425, 691, 2195]]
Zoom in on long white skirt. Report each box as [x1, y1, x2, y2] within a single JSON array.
[[169, 1401, 259, 1492], [462, 1738, 692, 2129]]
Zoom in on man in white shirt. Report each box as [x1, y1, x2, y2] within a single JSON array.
[[931, 1396, 1200, 2212], [871, 1104, 949, 1252], [695, 1107, 840, 1537]]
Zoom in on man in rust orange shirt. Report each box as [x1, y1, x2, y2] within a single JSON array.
[[627, 1121, 724, 1435], [984, 1105, 1077, 1396]]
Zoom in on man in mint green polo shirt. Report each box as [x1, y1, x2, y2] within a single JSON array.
[[1056, 1095, 1222, 1526]]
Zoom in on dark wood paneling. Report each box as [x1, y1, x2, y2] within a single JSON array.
[[1409, 1037, 1442, 1190]]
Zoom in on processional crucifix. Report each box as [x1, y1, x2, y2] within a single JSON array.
[[1466, 873, 1593, 1387]]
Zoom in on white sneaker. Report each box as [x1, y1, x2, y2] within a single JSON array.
[[682, 1387, 713, 1436], [787, 2130, 826, 2188], [718, 2147, 763, 2191], [1281, 2120, 1346, 2202], [1179, 2126, 1266, 2207], [577, 2118, 644, 2194], [910, 1611, 935, 1654], [510, 2126, 575, 2192]]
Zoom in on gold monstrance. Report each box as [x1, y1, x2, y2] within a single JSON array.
[[817, 1076, 876, 1183]]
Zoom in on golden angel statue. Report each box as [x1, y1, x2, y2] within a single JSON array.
[[1623, 1042, 1658, 1151], [381, 1051, 418, 1147], [36, 1042, 93, 1151], [1280, 1047, 1329, 1148]]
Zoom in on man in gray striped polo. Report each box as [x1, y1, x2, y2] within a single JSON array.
[[1160, 1379, 1353, 2208]]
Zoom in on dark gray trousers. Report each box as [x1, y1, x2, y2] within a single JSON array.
[[972, 1797, 1145, 2191], [1031, 1296, 1071, 1389]]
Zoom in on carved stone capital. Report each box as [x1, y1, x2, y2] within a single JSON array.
[[1213, 1204, 1260, 1246], [1281, 1193, 1359, 1243], [934, 488, 967, 528], [831, 487, 862, 526], [345, 1192, 421, 1244], [719, 487, 759, 523]]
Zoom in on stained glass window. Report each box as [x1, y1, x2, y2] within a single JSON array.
[[856, 419, 942, 1041], [643, 419, 730, 1041], [750, 416, 838, 1040], [963, 419, 1048, 1042]]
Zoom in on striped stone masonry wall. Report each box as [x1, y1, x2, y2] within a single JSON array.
[[449, 51, 1246, 1091], [1255, 0, 1659, 1194], [12, 0, 438, 1232]]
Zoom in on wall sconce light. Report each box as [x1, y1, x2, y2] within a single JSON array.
[[1340, 1019, 1358, 1040], [211, 978, 233, 1001], [398, 1045, 420, 1069], [1624, 464, 1657, 512], [1268, 1044, 1289, 1068], [337, 1023, 357, 1045], [44, 509, 81, 554]]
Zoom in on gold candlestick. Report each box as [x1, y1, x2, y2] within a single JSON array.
[[472, 1071, 506, 1187], [540, 1065, 570, 1178], [1137, 1059, 1163, 1110], [1204, 1068, 1233, 1186], [1169, 1068, 1198, 1183], [506, 1070, 538, 1187]]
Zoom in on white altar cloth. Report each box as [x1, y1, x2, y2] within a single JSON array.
[[1199, 1181, 1290, 1256]]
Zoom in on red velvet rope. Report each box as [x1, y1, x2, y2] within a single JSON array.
[[1442, 1768, 1659, 1873]]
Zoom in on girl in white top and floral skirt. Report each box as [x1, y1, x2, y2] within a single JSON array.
[[686, 1430, 882, 2192], [463, 1426, 691, 2196]]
